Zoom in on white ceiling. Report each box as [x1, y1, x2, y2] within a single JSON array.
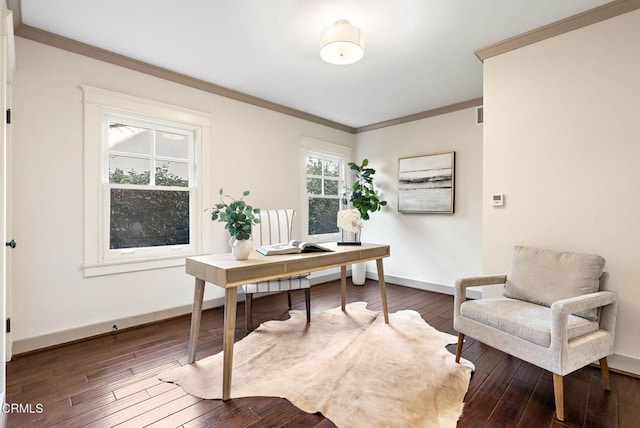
[[18, 0, 612, 128]]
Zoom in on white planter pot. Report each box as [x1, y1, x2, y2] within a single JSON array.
[[351, 262, 366, 285], [229, 236, 253, 260]]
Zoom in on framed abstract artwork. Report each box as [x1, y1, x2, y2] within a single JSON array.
[[398, 151, 455, 213]]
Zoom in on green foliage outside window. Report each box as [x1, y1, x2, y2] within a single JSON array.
[[109, 165, 190, 249], [309, 198, 339, 234]]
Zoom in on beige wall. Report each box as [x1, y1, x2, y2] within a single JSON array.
[[356, 109, 483, 293], [483, 10, 640, 373]]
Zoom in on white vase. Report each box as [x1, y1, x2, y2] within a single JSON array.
[[229, 236, 253, 260], [352, 262, 366, 285]]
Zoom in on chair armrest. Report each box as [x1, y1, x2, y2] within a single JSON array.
[[455, 274, 507, 296], [454, 274, 507, 324], [550, 291, 618, 350], [455, 274, 507, 304], [551, 291, 617, 315]]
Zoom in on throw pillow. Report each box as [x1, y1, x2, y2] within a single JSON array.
[[503, 246, 605, 320]]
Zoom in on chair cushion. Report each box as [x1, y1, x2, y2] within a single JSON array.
[[243, 274, 310, 294], [503, 246, 605, 320], [460, 298, 599, 347]]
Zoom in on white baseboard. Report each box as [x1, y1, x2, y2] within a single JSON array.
[[12, 269, 346, 356], [608, 353, 640, 376], [365, 270, 482, 299], [12, 295, 229, 355]]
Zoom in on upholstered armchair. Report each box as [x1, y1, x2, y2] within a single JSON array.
[[243, 209, 311, 331], [454, 246, 617, 421]]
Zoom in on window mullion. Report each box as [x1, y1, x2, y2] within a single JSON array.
[[155, 155, 188, 163], [109, 151, 152, 159], [310, 194, 340, 200], [150, 126, 157, 186]]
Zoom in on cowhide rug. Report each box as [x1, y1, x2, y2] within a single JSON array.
[[159, 302, 473, 427]]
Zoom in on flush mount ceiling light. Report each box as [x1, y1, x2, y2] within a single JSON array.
[[320, 19, 364, 65]]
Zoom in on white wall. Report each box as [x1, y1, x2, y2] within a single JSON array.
[[483, 10, 640, 373], [355, 108, 483, 293], [10, 38, 355, 352]]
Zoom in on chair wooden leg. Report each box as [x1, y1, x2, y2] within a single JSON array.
[[552, 373, 565, 421], [287, 291, 292, 309], [245, 293, 253, 331], [600, 357, 612, 391], [455, 333, 464, 363], [304, 288, 311, 323]]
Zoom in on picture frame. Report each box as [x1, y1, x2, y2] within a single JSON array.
[[398, 151, 455, 213]]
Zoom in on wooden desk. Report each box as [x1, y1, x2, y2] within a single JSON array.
[[185, 242, 391, 400]]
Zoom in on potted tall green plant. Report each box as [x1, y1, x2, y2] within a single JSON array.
[[342, 159, 388, 222], [210, 189, 260, 260], [340, 159, 387, 284]]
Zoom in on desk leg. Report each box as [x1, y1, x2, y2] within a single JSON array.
[[187, 278, 205, 364], [222, 287, 238, 401], [340, 265, 347, 311], [376, 258, 389, 324]]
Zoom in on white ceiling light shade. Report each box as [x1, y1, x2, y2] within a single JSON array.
[[320, 19, 365, 65]]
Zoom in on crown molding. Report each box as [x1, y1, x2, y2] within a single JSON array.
[[4, 0, 481, 134], [475, 0, 640, 61], [355, 97, 483, 133], [9, 0, 634, 133], [12, 22, 357, 134]]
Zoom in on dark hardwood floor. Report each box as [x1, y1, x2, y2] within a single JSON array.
[[5, 280, 640, 427]]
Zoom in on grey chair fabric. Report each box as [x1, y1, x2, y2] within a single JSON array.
[[503, 245, 605, 320], [454, 245, 617, 422], [242, 209, 311, 330]]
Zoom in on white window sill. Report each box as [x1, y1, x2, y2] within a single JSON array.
[[82, 252, 205, 278]]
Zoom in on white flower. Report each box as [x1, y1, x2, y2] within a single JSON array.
[[337, 209, 363, 233]]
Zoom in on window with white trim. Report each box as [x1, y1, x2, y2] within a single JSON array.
[[306, 152, 345, 236], [105, 114, 195, 254], [82, 86, 211, 276], [301, 139, 350, 240]]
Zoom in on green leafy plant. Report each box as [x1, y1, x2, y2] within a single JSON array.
[[210, 189, 260, 240], [342, 159, 387, 221], [109, 165, 189, 249]]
